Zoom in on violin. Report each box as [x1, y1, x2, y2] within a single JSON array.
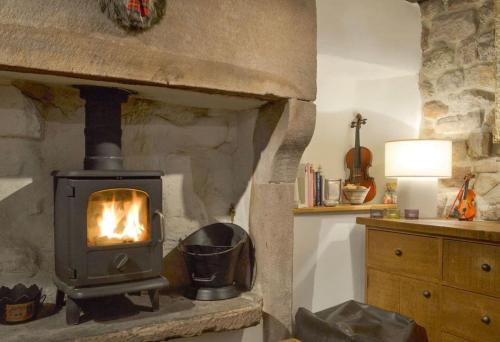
[[345, 113, 376, 202], [448, 174, 476, 221]]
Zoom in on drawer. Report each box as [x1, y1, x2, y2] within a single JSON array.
[[400, 277, 440, 342], [442, 286, 500, 342], [366, 268, 400, 313], [366, 229, 441, 280], [443, 240, 500, 297]]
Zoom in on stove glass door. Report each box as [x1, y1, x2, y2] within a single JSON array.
[[86, 188, 150, 247]]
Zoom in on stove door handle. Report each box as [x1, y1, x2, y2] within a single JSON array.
[[154, 210, 165, 245]]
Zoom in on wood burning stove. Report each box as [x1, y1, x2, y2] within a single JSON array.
[[53, 86, 168, 325]]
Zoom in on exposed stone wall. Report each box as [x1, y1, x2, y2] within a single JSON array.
[[419, 0, 499, 220], [0, 81, 257, 297]]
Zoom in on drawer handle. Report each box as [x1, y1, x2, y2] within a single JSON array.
[[481, 263, 492, 272], [481, 315, 491, 325], [422, 290, 431, 299], [394, 249, 403, 257]]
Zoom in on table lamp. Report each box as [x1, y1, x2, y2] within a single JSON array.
[[385, 139, 452, 218]]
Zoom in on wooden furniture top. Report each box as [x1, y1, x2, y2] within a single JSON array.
[[357, 217, 500, 243], [293, 204, 396, 215]]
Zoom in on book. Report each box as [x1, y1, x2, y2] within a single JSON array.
[[296, 163, 325, 208]]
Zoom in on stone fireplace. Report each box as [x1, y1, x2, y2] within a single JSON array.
[[0, 1, 317, 341]]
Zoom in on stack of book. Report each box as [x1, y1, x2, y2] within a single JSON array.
[[296, 163, 323, 208]]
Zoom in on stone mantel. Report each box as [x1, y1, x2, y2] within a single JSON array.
[[1, 292, 262, 342], [0, 0, 316, 102]]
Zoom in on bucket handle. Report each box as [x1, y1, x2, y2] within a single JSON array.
[[191, 273, 216, 282]]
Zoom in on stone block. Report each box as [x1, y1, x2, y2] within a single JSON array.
[[478, 33, 495, 62], [448, 89, 494, 113], [0, 86, 42, 139], [457, 37, 478, 65], [448, 0, 482, 11], [472, 157, 500, 173], [440, 165, 472, 188], [484, 183, 500, 202], [0, 237, 39, 278], [478, 0, 494, 32], [0, 0, 317, 101], [452, 140, 469, 162], [420, 118, 437, 139], [482, 108, 496, 131], [467, 130, 492, 158], [423, 100, 449, 119], [430, 10, 477, 43], [0, 138, 41, 176], [435, 111, 482, 139], [474, 172, 500, 196], [420, 0, 445, 21], [464, 63, 495, 90], [422, 25, 430, 52], [179, 117, 229, 149], [476, 193, 500, 221], [422, 47, 455, 77], [0, 292, 263, 342], [419, 80, 435, 99], [436, 69, 464, 93], [250, 183, 294, 341]]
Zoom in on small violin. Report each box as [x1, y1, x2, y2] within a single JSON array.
[[448, 174, 476, 221], [345, 113, 376, 202]]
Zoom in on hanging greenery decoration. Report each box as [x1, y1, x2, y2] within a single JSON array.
[[99, 0, 166, 31]]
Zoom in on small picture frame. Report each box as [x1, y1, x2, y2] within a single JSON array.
[[370, 209, 384, 218], [404, 209, 419, 220]]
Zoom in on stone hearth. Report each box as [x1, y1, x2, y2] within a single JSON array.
[[1, 292, 262, 342]]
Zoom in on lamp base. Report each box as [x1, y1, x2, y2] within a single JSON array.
[[397, 178, 438, 219]]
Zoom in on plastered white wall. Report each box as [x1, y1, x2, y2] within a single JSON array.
[[294, 0, 422, 316], [293, 213, 369, 313], [303, 0, 422, 203]]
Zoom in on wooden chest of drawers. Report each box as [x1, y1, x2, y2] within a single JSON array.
[[358, 218, 500, 342]]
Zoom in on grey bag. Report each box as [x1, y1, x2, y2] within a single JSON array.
[[295, 300, 419, 342]]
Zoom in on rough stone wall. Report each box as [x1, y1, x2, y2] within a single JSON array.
[[419, 0, 499, 220], [0, 81, 257, 297]]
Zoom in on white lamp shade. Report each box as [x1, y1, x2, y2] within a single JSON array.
[[385, 140, 452, 178]]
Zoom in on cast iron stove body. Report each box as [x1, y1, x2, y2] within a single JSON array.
[[53, 86, 167, 325]]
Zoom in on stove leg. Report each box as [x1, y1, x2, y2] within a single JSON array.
[[56, 290, 65, 307], [148, 289, 159, 311], [66, 297, 81, 325]]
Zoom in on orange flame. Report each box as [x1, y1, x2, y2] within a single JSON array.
[[98, 192, 145, 242]]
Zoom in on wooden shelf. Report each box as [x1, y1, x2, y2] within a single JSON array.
[[293, 204, 397, 215]]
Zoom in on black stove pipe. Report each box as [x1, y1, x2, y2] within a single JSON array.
[[77, 86, 130, 171]]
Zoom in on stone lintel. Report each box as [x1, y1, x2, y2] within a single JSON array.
[[0, 0, 317, 102]]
